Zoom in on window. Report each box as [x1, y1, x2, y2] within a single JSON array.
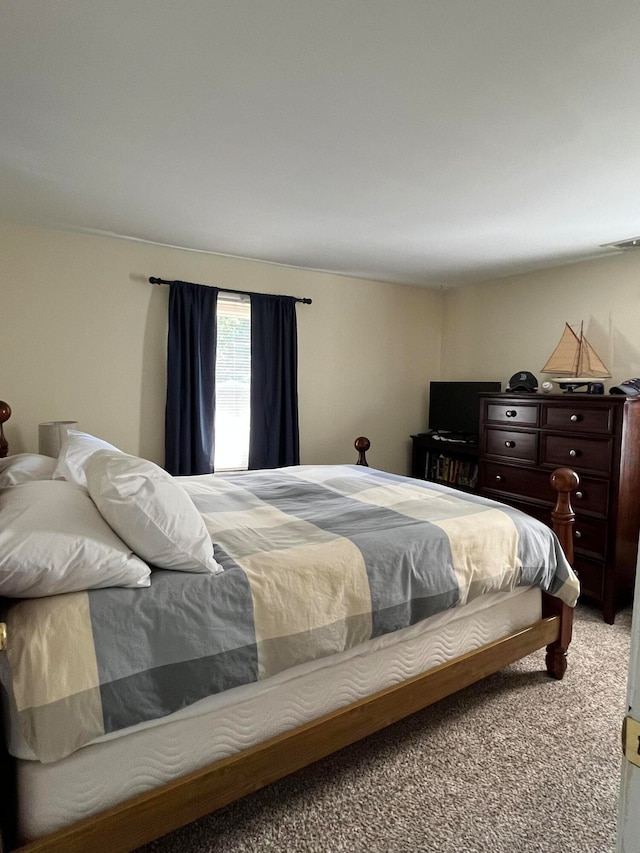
[[213, 293, 251, 471]]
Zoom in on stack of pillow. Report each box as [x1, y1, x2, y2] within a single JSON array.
[[0, 431, 221, 598]]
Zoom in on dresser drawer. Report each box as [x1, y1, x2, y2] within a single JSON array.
[[570, 478, 609, 518], [572, 515, 608, 561], [479, 462, 609, 517], [483, 428, 537, 464], [484, 402, 538, 427], [572, 554, 603, 601], [541, 402, 615, 434], [540, 433, 613, 476], [479, 462, 553, 503]]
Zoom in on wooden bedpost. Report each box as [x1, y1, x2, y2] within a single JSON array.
[[354, 436, 370, 466], [0, 401, 10, 459], [543, 466, 579, 680], [550, 467, 579, 566]]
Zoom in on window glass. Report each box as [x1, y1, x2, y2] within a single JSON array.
[[214, 294, 251, 471]]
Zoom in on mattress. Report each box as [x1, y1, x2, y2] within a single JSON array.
[[16, 586, 541, 841]]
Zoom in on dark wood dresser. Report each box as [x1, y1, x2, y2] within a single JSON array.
[[477, 392, 640, 623]]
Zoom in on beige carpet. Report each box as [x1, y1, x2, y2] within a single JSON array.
[[137, 603, 631, 853]]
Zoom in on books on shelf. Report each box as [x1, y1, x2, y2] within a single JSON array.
[[427, 452, 478, 490]]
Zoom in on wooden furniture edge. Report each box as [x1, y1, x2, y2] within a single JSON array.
[[10, 615, 563, 853]]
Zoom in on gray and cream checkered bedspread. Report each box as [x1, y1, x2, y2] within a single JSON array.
[[1, 465, 579, 762]]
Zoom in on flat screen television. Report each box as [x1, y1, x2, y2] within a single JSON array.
[[428, 381, 501, 439]]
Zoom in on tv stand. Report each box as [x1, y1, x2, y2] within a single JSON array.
[[411, 433, 479, 492]]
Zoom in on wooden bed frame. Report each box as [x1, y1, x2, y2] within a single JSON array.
[[0, 415, 578, 853]]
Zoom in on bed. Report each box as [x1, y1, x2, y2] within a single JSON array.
[[0, 407, 580, 853]]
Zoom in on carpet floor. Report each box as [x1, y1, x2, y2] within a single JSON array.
[[136, 602, 631, 853]]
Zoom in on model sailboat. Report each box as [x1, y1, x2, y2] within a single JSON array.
[[541, 322, 611, 390]]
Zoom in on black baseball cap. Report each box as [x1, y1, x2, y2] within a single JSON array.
[[506, 371, 538, 393], [609, 378, 640, 396]]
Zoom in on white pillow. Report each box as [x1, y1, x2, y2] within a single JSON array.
[[53, 430, 122, 488], [0, 453, 57, 487], [0, 480, 151, 598], [85, 450, 222, 574]]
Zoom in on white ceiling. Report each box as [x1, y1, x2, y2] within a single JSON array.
[[2, 1, 640, 287]]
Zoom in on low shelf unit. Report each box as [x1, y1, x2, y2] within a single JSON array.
[[410, 433, 479, 493]]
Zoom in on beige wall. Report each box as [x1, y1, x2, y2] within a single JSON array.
[[441, 252, 640, 391], [0, 221, 442, 475], [6, 220, 634, 475]]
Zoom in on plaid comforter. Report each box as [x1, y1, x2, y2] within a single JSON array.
[[1, 465, 579, 763]]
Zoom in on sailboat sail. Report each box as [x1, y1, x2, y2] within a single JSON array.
[[541, 323, 581, 376], [541, 322, 611, 379], [579, 337, 611, 378]]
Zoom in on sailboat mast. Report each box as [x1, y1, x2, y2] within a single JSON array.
[[576, 321, 585, 376]]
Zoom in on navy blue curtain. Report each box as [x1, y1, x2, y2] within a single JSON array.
[[165, 281, 218, 475], [248, 294, 300, 469]]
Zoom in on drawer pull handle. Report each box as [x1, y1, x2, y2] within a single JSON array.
[[505, 410, 517, 418], [495, 475, 504, 482], [504, 441, 515, 448], [570, 414, 580, 422], [575, 491, 583, 499], [569, 449, 578, 458], [574, 530, 582, 539]]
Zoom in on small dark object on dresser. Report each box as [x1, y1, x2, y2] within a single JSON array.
[[506, 371, 538, 393]]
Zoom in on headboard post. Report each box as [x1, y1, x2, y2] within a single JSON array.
[[0, 401, 10, 459], [354, 436, 370, 466]]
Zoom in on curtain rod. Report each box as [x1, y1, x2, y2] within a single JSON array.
[[148, 277, 312, 304]]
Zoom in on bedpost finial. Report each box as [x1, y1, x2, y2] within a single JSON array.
[[550, 467, 580, 496], [354, 436, 370, 466], [0, 400, 10, 459]]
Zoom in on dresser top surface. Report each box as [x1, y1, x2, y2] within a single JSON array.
[[479, 392, 638, 403]]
